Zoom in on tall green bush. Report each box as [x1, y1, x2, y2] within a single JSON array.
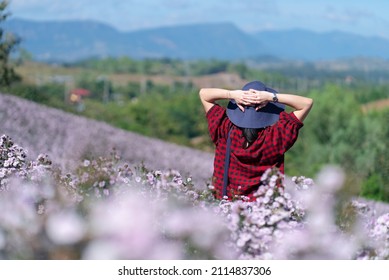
[[0, 1, 20, 87]]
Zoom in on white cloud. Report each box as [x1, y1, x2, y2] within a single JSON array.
[[323, 6, 374, 24]]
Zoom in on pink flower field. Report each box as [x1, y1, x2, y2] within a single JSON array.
[[1, 93, 389, 260]]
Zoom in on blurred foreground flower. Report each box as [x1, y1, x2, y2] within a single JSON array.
[[0, 134, 389, 260]]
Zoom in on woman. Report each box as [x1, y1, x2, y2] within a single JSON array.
[[199, 80, 313, 200]]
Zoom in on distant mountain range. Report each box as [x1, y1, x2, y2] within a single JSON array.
[[4, 18, 389, 62]]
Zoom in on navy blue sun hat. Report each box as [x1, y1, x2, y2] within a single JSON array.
[[226, 81, 285, 129]]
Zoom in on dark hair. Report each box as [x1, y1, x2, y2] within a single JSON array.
[[241, 127, 262, 149]]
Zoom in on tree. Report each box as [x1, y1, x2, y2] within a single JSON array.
[[0, 1, 20, 87]]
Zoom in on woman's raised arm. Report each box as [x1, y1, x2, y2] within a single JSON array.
[[245, 90, 314, 122], [199, 88, 257, 113]]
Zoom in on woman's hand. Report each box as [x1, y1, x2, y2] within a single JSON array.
[[246, 89, 273, 111], [229, 90, 252, 111], [199, 87, 274, 113], [230, 90, 273, 111]]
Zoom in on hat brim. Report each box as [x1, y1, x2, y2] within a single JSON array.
[[226, 100, 285, 129]]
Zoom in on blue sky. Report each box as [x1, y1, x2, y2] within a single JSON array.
[[8, 0, 389, 38]]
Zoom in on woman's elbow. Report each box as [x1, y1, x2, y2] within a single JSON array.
[[304, 98, 314, 117], [306, 97, 314, 109], [199, 88, 206, 99]]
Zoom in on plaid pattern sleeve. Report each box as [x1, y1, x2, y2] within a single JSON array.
[[272, 111, 304, 155], [206, 104, 230, 144]]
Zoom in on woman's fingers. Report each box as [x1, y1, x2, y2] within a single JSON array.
[[242, 93, 256, 103], [243, 94, 263, 104], [244, 90, 270, 105], [237, 103, 245, 112], [236, 90, 269, 110], [255, 101, 269, 111]]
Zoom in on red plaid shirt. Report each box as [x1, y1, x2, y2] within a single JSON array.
[[206, 104, 303, 200]]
